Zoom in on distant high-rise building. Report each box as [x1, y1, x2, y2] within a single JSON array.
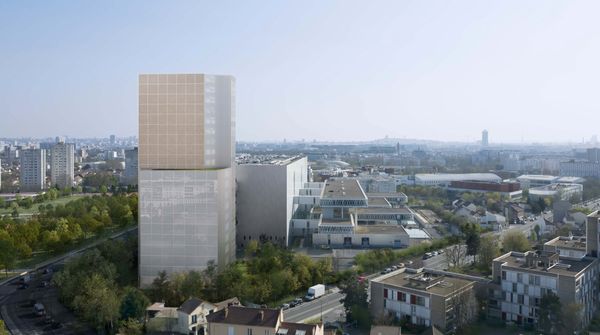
[[110, 134, 116, 145], [51, 142, 74, 189], [482, 129, 489, 146], [138, 73, 236, 286], [122, 147, 138, 185], [587, 148, 600, 163], [20, 149, 46, 192]]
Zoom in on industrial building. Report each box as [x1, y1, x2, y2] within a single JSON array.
[[236, 155, 308, 248]]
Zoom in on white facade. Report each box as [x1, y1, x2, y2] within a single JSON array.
[[138, 74, 236, 286], [50, 142, 74, 189], [122, 147, 138, 185], [560, 161, 600, 178], [414, 173, 501, 187], [236, 156, 308, 248], [20, 149, 46, 192]]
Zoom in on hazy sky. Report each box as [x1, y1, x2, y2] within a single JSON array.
[[1, 1, 599, 143]]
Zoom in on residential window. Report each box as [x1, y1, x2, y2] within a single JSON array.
[[398, 292, 406, 302], [248, 329, 253, 335], [502, 271, 506, 280], [524, 285, 529, 295], [517, 273, 523, 283], [513, 283, 517, 292], [518, 295, 524, 304], [229, 327, 235, 335], [191, 315, 198, 324], [384, 289, 388, 299]]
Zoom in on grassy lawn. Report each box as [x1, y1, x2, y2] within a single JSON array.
[[14, 225, 135, 269], [0, 194, 86, 216], [0, 271, 20, 280]]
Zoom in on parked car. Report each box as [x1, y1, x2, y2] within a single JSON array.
[[34, 303, 46, 316], [281, 303, 290, 310], [437, 250, 444, 255]]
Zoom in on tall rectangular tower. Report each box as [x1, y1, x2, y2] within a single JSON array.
[[20, 149, 47, 192], [138, 74, 236, 286], [50, 142, 74, 189]]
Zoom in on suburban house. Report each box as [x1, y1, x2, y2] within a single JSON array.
[[206, 305, 323, 335]]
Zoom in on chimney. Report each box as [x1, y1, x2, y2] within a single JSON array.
[[224, 307, 229, 318], [259, 311, 265, 321]]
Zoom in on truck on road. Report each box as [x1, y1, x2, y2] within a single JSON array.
[[304, 284, 326, 301]]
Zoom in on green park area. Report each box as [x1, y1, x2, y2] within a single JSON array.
[[0, 194, 86, 216]]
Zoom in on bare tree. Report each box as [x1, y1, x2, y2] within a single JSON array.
[[447, 287, 477, 333], [445, 245, 466, 269]]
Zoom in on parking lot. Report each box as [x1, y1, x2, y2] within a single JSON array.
[[1, 267, 94, 335]]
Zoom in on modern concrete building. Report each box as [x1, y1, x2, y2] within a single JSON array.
[[311, 179, 429, 248], [413, 173, 501, 187], [516, 174, 585, 189], [528, 183, 583, 202], [138, 73, 236, 286], [122, 147, 138, 185], [50, 142, 74, 189], [371, 268, 477, 333], [236, 155, 308, 248], [20, 149, 46, 192]]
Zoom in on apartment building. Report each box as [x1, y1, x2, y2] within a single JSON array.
[[50, 142, 74, 189], [560, 161, 600, 178], [20, 148, 46, 192], [236, 155, 308, 248], [138, 73, 236, 286], [206, 306, 323, 335], [371, 269, 477, 333], [490, 213, 600, 328], [121, 147, 138, 186]]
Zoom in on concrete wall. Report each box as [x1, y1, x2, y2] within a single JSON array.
[[236, 157, 307, 248]]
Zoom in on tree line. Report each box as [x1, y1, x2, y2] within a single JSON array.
[[147, 240, 348, 306], [0, 193, 138, 273], [53, 237, 147, 334]]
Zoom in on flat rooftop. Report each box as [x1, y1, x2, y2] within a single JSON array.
[[367, 197, 391, 208], [405, 228, 430, 239], [415, 173, 501, 182], [354, 224, 407, 234], [322, 179, 367, 200], [236, 154, 305, 166], [377, 271, 474, 297], [517, 175, 557, 181], [545, 236, 586, 251], [356, 207, 413, 215], [496, 251, 597, 277]]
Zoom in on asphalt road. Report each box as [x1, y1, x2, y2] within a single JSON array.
[[283, 291, 346, 323], [0, 226, 138, 335]]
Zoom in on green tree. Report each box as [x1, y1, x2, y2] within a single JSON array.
[[99, 185, 108, 195], [0, 232, 17, 275], [120, 287, 150, 321], [149, 271, 171, 303], [0, 320, 9, 335], [118, 318, 144, 335], [561, 303, 583, 334], [72, 273, 120, 332], [502, 230, 530, 252], [341, 274, 371, 329], [477, 235, 499, 271], [464, 225, 481, 262], [538, 291, 562, 334], [534, 224, 541, 240]]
